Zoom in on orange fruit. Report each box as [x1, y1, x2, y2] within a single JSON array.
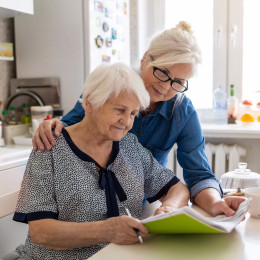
[[241, 113, 254, 122], [242, 100, 253, 105]]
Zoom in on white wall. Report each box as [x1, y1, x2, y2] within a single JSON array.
[[15, 0, 85, 114], [130, 0, 165, 70]]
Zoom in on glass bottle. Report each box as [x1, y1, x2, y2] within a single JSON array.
[[227, 84, 238, 124], [21, 103, 31, 124], [213, 86, 227, 124], [8, 106, 17, 125]]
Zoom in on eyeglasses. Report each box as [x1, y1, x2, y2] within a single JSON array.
[[152, 66, 189, 93]]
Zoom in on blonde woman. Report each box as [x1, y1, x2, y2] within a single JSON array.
[[32, 21, 245, 217]]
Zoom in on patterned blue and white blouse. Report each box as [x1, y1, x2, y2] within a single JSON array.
[[13, 128, 179, 259]]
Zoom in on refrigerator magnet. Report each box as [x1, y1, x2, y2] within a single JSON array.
[[124, 2, 127, 15], [102, 22, 109, 32], [95, 35, 104, 48], [94, 1, 104, 13], [112, 28, 117, 39], [96, 17, 101, 27], [102, 55, 111, 63], [112, 49, 116, 55], [106, 37, 112, 47], [105, 7, 113, 19]]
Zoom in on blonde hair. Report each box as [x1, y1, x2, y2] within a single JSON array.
[[147, 21, 202, 77], [82, 63, 150, 111]]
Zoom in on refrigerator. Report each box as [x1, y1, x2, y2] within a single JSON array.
[[14, 0, 130, 114]]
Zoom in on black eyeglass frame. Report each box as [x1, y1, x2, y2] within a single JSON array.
[[152, 66, 189, 93]]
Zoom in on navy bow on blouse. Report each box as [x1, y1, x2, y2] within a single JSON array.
[[98, 168, 127, 218]]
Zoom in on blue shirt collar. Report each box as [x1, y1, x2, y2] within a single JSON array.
[[148, 95, 178, 120]]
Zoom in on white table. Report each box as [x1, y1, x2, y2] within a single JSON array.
[[89, 213, 260, 260]]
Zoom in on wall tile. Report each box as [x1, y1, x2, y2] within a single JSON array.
[[0, 18, 15, 114]]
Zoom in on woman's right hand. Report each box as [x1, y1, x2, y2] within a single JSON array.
[[104, 216, 148, 245], [32, 119, 64, 151]]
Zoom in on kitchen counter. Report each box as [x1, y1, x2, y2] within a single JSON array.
[[0, 145, 32, 170], [201, 123, 260, 139]]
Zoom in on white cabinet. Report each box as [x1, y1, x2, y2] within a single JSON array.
[[0, 145, 31, 257], [0, 0, 34, 18]]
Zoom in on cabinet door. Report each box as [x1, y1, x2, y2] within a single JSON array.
[[0, 164, 26, 197], [0, 213, 28, 257], [0, 164, 28, 257], [0, 164, 26, 217], [0, 0, 33, 18]]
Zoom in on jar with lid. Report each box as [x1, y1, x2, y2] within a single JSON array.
[[257, 102, 260, 123], [53, 108, 64, 120], [220, 162, 260, 189], [30, 106, 53, 136], [30, 106, 53, 121], [239, 100, 254, 123]]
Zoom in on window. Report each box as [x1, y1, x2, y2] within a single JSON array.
[[243, 0, 260, 103], [165, 0, 214, 109], [135, 0, 260, 109], [164, 0, 260, 109]]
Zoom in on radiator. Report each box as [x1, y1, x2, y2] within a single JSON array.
[[167, 143, 247, 182]]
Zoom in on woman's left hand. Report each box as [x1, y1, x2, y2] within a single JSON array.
[[210, 196, 246, 217], [194, 188, 246, 217]]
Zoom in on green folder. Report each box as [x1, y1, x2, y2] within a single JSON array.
[[143, 213, 224, 234], [141, 199, 250, 234]]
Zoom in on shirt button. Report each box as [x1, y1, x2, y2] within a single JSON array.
[[137, 131, 141, 136], [145, 116, 148, 119]]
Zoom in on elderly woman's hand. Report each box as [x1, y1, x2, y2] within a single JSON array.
[[104, 216, 148, 245], [32, 119, 64, 151], [154, 205, 177, 215]]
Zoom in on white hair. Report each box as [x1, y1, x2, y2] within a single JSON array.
[[147, 21, 202, 78], [82, 63, 150, 111]]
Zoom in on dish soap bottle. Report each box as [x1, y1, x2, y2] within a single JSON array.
[[227, 84, 238, 124], [21, 103, 31, 124]]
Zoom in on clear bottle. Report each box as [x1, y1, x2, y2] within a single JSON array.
[[0, 119, 4, 146], [213, 85, 227, 124], [21, 103, 31, 124], [7, 106, 17, 125], [227, 84, 238, 124], [2, 110, 8, 125]]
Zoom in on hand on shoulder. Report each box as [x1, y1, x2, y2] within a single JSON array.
[[32, 118, 64, 151]]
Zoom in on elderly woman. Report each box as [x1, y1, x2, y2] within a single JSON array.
[[13, 63, 189, 259], [32, 21, 245, 217]]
